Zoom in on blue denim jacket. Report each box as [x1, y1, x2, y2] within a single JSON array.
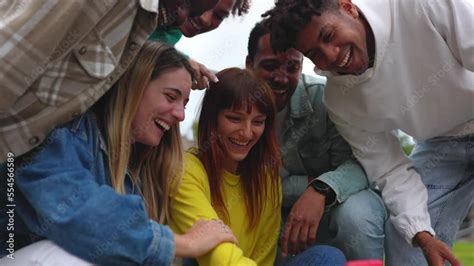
[[277, 75, 369, 210], [0, 112, 175, 265]]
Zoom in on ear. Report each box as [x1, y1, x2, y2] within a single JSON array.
[[245, 56, 253, 69], [339, 0, 359, 18]]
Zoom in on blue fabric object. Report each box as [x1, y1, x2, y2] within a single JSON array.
[[283, 245, 346, 266], [385, 134, 474, 266], [0, 112, 175, 265]]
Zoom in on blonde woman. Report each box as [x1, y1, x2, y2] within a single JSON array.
[[0, 43, 236, 265]]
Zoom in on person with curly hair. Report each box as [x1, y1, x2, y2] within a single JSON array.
[[264, 0, 473, 265]]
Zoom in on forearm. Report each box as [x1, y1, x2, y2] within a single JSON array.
[[328, 111, 434, 244], [197, 243, 256, 266], [316, 159, 368, 204]]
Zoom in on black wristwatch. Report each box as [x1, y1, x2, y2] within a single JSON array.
[[309, 180, 336, 206]]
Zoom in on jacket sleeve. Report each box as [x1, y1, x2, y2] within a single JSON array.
[[169, 155, 256, 266], [328, 110, 434, 244], [316, 115, 369, 207], [423, 0, 474, 71], [14, 125, 175, 265], [0, 0, 117, 111]]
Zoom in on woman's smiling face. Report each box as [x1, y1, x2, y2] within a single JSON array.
[[131, 67, 191, 146], [216, 105, 267, 173]]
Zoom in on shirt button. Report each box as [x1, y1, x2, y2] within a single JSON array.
[[106, 76, 114, 84], [29, 136, 40, 145], [72, 111, 81, 118], [129, 42, 138, 51], [79, 46, 87, 55]]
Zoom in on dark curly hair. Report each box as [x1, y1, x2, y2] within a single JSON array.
[[262, 0, 339, 53], [233, 0, 251, 16]]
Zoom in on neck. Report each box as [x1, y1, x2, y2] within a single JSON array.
[[222, 158, 238, 174], [360, 11, 376, 67]]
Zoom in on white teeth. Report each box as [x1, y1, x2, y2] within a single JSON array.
[[338, 47, 352, 68], [154, 119, 170, 131], [273, 90, 287, 95], [229, 138, 249, 146], [190, 18, 201, 31]]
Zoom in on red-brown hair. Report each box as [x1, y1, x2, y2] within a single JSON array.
[[197, 68, 281, 230]]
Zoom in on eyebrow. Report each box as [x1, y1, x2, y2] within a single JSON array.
[[164, 87, 182, 96], [303, 24, 330, 56], [226, 110, 267, 118]]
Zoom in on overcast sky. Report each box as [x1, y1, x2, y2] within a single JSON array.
[[176, 0, 325, 139]]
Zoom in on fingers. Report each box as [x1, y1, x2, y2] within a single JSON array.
[[441, 244, 460, 266], [298, 223, 310, 251], [288, 218, 302, 255], [194, 75, 210, 90], [307, 221, 318, 246], [199, 65, 218, 83], [188, 59, 218, 90], [280, 221, 292, 257]]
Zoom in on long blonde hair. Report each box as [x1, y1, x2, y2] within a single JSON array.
[[99, 42, 193, 223]]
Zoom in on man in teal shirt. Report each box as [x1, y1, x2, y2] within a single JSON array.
[[245, 21, 386, 262]]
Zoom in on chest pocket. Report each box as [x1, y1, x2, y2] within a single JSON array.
[[33, 30, 118, 106], [297, 116, 331, 176], [73, 30, 118, 79]]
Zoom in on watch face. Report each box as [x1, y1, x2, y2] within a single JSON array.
[[311, 181, 331, 195]]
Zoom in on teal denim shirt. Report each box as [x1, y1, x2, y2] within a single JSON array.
[[0, 112, 175, 265], [277, 75, 369, 210]]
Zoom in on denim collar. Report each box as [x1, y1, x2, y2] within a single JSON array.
[[288, 77, 315, 119]]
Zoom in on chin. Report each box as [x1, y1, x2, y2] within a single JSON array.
[[232, 153, 249, 162], [137, 136, 162, 147]]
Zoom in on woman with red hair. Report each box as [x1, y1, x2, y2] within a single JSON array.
[[169, 68, 345, 265]]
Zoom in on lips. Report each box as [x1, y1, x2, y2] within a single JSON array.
[[154, 119, 170, 131], [273, 90, 288, 96], [188, 18, 202, 32], [229, 137, 250, 146], [337, 46, 352, 68]]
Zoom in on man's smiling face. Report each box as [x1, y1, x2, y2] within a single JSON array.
[[247, 33, 303, 112], [295, 0, 373, 75]]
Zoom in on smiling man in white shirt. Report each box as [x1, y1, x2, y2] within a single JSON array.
[[265, 0, 474, 265]]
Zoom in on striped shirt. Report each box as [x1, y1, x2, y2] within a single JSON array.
[[0, 0, 159, 162]]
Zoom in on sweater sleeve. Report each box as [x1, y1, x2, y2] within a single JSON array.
[[13, 125, 175, 265], [169, 153, 256, 266], [328, 111, 435, 245]]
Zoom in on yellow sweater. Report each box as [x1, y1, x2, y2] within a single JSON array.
[[170, 152, 281, 266]]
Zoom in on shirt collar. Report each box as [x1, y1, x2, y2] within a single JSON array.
[[139, 0, 159, 13], [288, 77, 314, 118]]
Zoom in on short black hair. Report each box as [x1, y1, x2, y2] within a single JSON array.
[[247, 20, 271, 63], [263, 0, 339, 53]]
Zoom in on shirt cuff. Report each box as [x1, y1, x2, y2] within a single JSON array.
[[399, 219, 436, 246], [143, 221, 176, 266]]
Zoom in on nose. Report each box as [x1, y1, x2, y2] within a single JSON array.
[[200, 11, 213, 28], [172, 105, 185, 122], [271, 67, 289, 85], [240, 121, 253, 139]]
